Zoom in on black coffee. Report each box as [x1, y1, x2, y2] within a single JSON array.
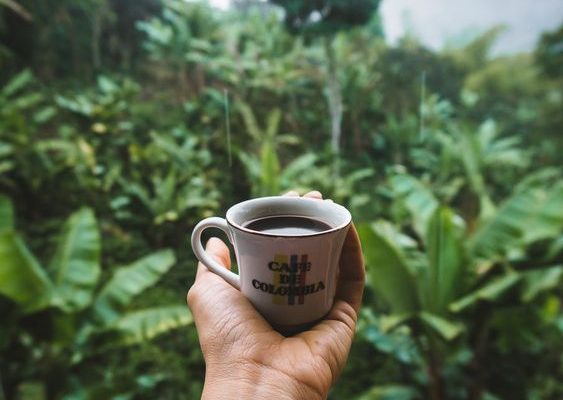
[[244, 215, 332, 235]]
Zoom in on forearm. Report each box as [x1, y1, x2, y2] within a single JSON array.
[[202, 362, 327, 400]]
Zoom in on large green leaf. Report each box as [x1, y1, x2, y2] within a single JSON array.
[[449, 273, 521, 313], [359, 224, 420, 313], [469, 183, 563, 258], [423, 207, 466, 315], [389, 174, 438, 238], [112, 306, 193, 345], [0, 195, 13, 233], [49, 208, 100, 312], [94, 249, 176, 324], [0, 232, 52, 313]]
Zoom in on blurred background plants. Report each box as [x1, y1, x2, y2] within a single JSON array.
[[1, 0, 562, 399]]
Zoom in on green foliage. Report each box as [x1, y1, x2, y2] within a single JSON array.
[[94, 250, 176, 324], [0, 231, 52, 313], [535, 25, 563, 78], [359, 170, 563, 399], [359, 222, 419, 314], [0, 197, 191, 398], [48, 208, 101, 312], [113, 305, 193, 345], [1, 3, 561, 399]]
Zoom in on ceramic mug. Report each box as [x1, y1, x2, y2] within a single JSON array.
[[191, 196, 352, 333]]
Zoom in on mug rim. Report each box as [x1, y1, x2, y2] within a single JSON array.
[[225, 196, 352, 238]]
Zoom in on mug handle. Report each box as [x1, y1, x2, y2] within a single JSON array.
[[191, 217, 240, 289]]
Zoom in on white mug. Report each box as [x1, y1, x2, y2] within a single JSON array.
[[191, 196, 352, 333]]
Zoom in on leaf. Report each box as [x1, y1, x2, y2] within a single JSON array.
[[358, 224, 420, 313], [260, 141, 280, 196], [0, 195, 14, 233], [369, 220, 418, 250], [0, 232, 52, 313], [521, 266, 563, 302], [237, 151, 261, 182], [419, 312, 463, 340], [357, 384, 417, 400], [33, 106, 56, 124], [280, 153, 317, 185], [1, 69, 33, 97], [112, 306, 193, 345], [449, 273, 521, 313], [389, 174, 438, 238], [423, 207, 466, 315], [469, 183, 563, 258], [265, 108, 281, 139], [13, 93, 42, 110], [237, 102, 262, 141], [48, 208, 101, 312], [94, 250, 176, 324], [97, 75, 118, 94], [0, 0, 33, 21], [379, 313, 413, 332]]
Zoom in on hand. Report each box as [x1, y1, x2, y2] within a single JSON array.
[[187, 191, 365, 400]]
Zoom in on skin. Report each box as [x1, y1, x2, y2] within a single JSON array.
[[187, 191, 365, 399]]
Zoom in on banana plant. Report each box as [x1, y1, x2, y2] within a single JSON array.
[[0, 196, 192, 398], [236, 101, 300, 197], [359, 171, 563, 400]]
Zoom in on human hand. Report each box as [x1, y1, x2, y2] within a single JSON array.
[[187, 191, 365, 400]]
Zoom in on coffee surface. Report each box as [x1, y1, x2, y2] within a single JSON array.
[[244, 215, 332, 235]]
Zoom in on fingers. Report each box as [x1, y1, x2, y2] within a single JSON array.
[[334, 224, 365, 313], [282, 190, 364, 311], [283, 190, 323, 199], [195, 237, 232, 281], [304, 190, 322, 199], [297, 300, 357, 385]]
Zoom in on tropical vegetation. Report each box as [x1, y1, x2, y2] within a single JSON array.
[[0, 1, 561, 399]]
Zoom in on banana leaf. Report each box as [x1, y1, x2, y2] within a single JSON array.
[[423, 207, 466, 315], [449, 273, 521, 313], [0, 232, 52, 313], [0, 195, 13, 233], [94, 249, 176, 324], [48, 208, 101, 312], [112, 305, 193, 345], [389, 174, 438, 238], [419, 312, 463, 341], [359, 224, 420, 313], [469, 183, 563, 259], [521, 266, 563, 302]]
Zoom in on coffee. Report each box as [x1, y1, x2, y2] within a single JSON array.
[[244, 215, 332, 235]]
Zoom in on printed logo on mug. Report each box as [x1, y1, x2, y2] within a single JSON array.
[[190, 196, 352, 334]]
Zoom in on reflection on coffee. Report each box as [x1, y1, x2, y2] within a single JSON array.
[[244, 215, 332, 235]]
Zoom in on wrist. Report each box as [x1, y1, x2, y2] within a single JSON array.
[[202, 361, 326, 400]]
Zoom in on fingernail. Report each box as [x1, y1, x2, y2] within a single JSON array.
[[304, 190, 323, 199]]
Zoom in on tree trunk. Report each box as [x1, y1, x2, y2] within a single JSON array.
[[427, 350, 443, 400], [324, 37, 343, 177], [468, 306, 491, 400]]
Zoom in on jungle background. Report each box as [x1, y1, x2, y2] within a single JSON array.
[[0, 0, 562, 399]]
